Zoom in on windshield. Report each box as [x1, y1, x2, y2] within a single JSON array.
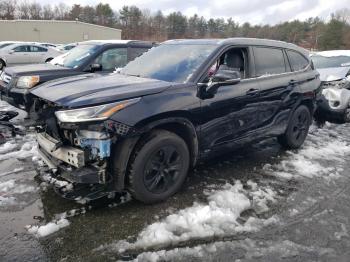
[[52, 44, 100, 68], [121, 44, 217, 83], [311, 55, 350, 69]]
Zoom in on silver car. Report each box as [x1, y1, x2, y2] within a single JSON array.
[[311, 50, 350, 124], [0, 43, 62, 70]]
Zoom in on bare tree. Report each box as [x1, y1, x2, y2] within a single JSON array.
[[18, 0, 30, 19], [0, 0, 17, 20], [42, 4, 54, 20], [29, 2, 41, 19]]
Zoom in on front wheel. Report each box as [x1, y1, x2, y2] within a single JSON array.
[[278, 105, 311, 149], [127, 130, 190, 204]]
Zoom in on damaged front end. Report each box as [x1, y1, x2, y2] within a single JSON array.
[[34, 98, 137, 200], [315, 77, 350, 124]]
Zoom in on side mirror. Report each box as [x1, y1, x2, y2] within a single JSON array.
[[204, 69, 241, 97], [8, 50, 14, 54], [90, 63, 102, 72]]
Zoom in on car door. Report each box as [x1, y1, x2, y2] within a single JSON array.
[[198, 47, 263, 155], [252, 46, 298, 136], [7, 45, 31, 65], [30, 45, 48, 63]]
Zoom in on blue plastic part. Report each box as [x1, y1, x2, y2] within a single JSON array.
[[79, 138, 111, 159]]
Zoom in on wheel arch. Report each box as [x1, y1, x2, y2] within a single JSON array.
[[111, 114, 199, 191]]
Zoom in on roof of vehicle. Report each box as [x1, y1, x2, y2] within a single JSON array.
[[81, 40, 155, 46], [313, 50, 350, 57], [164, 38, 308, 55]]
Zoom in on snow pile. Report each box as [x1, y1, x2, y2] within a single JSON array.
[[100, 181, 278, 253], [26, 217, 70, 238], [264, 126, 350, 180], [0, 135, 38, 161], [0, 195, 16, 206], [0, 179, 37, 206]]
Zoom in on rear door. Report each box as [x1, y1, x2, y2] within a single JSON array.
[[30, 45, 48, 63], [252, 46, 298, 135], [286, 49, 317, 94]]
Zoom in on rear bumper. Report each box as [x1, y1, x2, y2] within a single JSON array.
[[37, 132, 107, 184]]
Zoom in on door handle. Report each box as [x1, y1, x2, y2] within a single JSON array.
[[246, 88, 260, 96]]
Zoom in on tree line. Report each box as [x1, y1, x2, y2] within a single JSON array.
[[0, 0, 350, 50]]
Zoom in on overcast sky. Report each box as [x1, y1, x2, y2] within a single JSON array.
[[48, 0, 348, 25]]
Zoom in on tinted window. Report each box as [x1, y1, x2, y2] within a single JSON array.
[[254, 47, 287, 77], [13, 45, 30, 52], [129, 47, 149, 61], [121, 44, 217, 83], [31, 46, 47, 52], [287, 50, 309, 71], [94, 48, 128, 71], [311, 55, 350, 69]]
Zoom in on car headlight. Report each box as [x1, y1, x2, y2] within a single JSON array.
[[55, 98, 141, 123], [16, 76, 40, 89]]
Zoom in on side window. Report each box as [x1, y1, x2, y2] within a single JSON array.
[[31, 46, 48, 52], [287, 50, 309, 71], [203, 48, 247, 82], [129, 47, 149, 61], [253, 47, 287, 77], [13, 45, 30, 52], [94, 48, 128, 71]]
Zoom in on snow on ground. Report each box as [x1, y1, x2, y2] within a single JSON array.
[[0, 122, 39, 207], [26, 217, 70, 238], [132, 238, 335, 262], [98, 180, 279, 254], [98, 123, 350, 258], [263, 124, 350, 180]]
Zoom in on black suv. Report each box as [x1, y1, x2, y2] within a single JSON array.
[[0, 40, 154, 112], [31, 38, 320, 203]]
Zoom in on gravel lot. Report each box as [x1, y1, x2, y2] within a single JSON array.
[[1, 100, 350, 262]]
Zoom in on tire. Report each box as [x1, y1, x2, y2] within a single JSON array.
[[0, 59, 5, 70], [127, 130, 190, 204], [278, 105, 311, 149]]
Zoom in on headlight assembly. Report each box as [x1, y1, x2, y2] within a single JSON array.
[[55, 98, 141, 123], [16, 75, 40, 89]]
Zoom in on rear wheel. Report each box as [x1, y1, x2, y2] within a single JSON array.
[[127, 130, 190, 204], [278, 105, 311, 149], [0, 59, 5, 70]]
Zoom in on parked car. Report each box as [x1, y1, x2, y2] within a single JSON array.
[[311, 50, 350, 124], [57, 43, 78, 53], [0, 43, 62, 70], [0, 40, 154, 111], [31, 38, 320, 203]]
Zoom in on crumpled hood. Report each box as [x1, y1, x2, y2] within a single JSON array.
[[4, 63, 71, 76], [30, 73, 172, 108], [317, 67, 350, 82]]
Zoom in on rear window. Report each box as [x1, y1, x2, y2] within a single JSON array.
[[287, 50, 309, 71], [254, 47, 287, 77]]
